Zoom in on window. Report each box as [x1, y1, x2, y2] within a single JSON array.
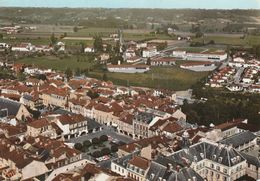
[[211, 164, 214, 169], [216, 166, 220, 171], [223, 169, 227, 174]]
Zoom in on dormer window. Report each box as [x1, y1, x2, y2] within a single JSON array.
[[194, 156, 198, 162], [218, 157, 223, 163]]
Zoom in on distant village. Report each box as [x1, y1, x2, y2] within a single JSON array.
[[0, 25, 259, 181]]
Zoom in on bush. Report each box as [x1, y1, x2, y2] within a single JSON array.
[[83, 140, 92, 148], [92, 137, 100, 145], [74, 143, 83, 151], [100, 135, 108, 142], [101, 148, 111, 156], [111, 145, 118, 152]]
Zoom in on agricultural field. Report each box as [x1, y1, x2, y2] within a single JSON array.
[[15, 55, 95, 71], [192, 35, 260, 46]]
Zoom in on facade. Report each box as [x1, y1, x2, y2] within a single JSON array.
[[0, 97, 31, 120], [107, 64, 150, 73], [172, 50, 227, 61], [151, 57, 176, 66], [142, 47, 157, 58]]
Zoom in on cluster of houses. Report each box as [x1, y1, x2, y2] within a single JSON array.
[[111, 118, 260, 181], [207, 52, 260, 93], [0, 42, 66, 53], [0, 61, 259, 180]]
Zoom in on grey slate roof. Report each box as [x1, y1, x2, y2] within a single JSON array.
[[146, 161, 204, 181], [241, 152, 260, 167], [0, 97, 22, 117], [169, 141, 245, 167], [87, 119, 101, 130], [219, 131, 257, 148]]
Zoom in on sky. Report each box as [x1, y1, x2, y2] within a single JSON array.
[[0, 0, 259, 9]]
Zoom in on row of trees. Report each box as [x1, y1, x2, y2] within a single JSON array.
[[74, 135, 109, 151], [181, 77, 260, 127]]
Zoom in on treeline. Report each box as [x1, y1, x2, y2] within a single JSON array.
[[181, 80, 260, 127]]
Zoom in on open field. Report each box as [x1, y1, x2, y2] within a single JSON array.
[[192, 35, 260, 46], [16, 55, 95, 71], [89, 67, 208, 90], [15, 55, 208, 90]]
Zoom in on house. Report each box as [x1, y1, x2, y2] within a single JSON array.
[[219, 131, 257, 152], [11, 43, 34, 52], [133, 109, 171, 139], [41, 86, 69, 108], [84, 46, 95, 53], [55, 114, 89, 139], [172, 50, 227, 61], [126, 56, 141, 63], [27, 118, 62, 139], [151, 57, 176, 66], [168, 140, 247, 181], [20, 93, 42, 110], [0, 97, 31, 120], [142, 47, 157, 58], [112, 153, 151, 181]]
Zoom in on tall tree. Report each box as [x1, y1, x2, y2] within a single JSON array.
[[93, 36, 103, 52], [50, 33, 57, 45], [65, 68, 73, 81]]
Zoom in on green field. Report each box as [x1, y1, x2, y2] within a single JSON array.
[[123, 33, 174, 41], [16, 55, 95, 71], [68, 27, 117, 37], [89, 67, 208, 91], [15, 55, 208, 90], [193, 35, 260, 46]]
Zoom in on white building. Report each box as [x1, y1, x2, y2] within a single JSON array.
[[142, 47, 157, 58], [172, 50, 227, 62], [107, 64, 150, 73]]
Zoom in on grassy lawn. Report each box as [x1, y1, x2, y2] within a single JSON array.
[[124, 33, 173, 41], [192, 35, 260, 46], [89, 66, 209, 91], [16, 55, 95, 71]]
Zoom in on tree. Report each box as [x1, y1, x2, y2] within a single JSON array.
[[114, 41, 121, 54], [50, 33, 57, 45], [73, 26, 78, 32], [146, 58, 151, 65], [195, 31, 204, 38], [83, 140, 92, 148], [92, 137, 100, 145], [92, 151, 102, 158], [111, 145, 118, 152], [80, 42, 86, 53], [208, 40, 215, 45], [87, 90, 99, 99], [100, 135, 108, 142], [0, 33, 3, 40], [65, 68, 73, 81], [74, 143, 83, 151], [93, 36, 103, 52], [17, 72, 26, 81], [75, 68, 81, 76], [101, 148, 110, 156], [102, 73, 108, 82], [37, 74, 47, 81], [252, 45, 260, 58]]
